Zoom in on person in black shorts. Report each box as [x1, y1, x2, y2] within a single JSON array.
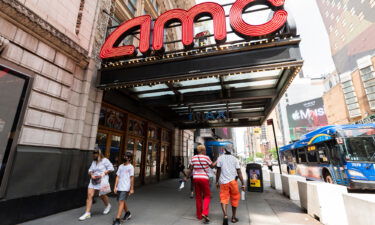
[[113, 152, 134, 225]]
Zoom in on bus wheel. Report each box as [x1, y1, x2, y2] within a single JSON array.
[[324, 174, 334, 184]]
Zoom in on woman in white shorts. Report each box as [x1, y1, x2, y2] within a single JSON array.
[[79, 149, 114, 221]]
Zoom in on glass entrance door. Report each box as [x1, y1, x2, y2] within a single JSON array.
[[160, 145, 170, 178], [96, 131, 123, 169], [127, 138, 144, 185]]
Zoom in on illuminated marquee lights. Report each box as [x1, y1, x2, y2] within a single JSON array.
[[100, 15, 151, 59], [230, 0, 287, 37], [100, 0, 287, 59], [153, 2, 227, 52]]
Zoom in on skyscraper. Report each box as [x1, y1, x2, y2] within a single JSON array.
[[317, 0, 375, 74]]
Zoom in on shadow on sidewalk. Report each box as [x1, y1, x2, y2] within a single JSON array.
[[21, 174, 321, 225]]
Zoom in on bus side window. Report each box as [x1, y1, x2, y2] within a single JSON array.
[[298, 148, 307, 163], [293, 149, 300, 163], [307, 150, 318, 163], [318, 143, 329, 164], [330, 142, 343, 165]]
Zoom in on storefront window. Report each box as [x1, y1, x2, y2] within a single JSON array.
[[135, 141, 143, 177], [99, 107, 125, 131], [127, 138, 135, 153], [96, 132, 107, 152], [165, 146, 169, 173], [0, 66, 28, 186], [160, 146, 168, 175], [110, 135, 121, 167], [152, 143, 158, 175], [148, 127, 160, 139], [146, 142, 152, 176], [162, 130, 171, 142], [129, 119, 145, 136]]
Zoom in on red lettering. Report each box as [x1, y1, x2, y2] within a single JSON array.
[[100, 0, 288, 59], [229, 0, 287, 37], [153, 9, 191, 52], [153, 2, 226, 52], [188, 3, 227, 44], [100, 15, 151, 59]]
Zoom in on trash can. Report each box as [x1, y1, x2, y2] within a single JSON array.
[[246, 163, 263, 192]]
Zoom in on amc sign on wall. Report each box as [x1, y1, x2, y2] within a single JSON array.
[[100, 0, 289, 59]]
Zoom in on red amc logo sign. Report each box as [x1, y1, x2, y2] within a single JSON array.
[[100, 0, 288, 59]]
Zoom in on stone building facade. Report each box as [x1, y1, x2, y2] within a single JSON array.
[[0, 0, 195, 224]]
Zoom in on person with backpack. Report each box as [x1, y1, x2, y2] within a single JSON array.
[[184, 145, 214, 224], [216, 144, 245, 225]]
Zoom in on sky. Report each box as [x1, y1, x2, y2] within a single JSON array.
[[196, 0, 336, 77]]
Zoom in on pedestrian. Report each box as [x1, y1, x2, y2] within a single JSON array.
[[267, 158, 273, 172], [112, 152, 135, 225], [79, 149, 114, 221], [184, 145, 214, 224], [177, 158, 187, 177], [216, 144, 245, 225]]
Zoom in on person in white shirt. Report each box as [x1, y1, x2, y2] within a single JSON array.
[[79, 149, 114, 221], [216, 144, 245, 225], [113, 152, 135, 225]]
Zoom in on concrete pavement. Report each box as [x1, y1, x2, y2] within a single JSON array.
[[22, 173, 321, 225]]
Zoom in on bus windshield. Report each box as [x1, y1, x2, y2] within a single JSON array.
[[339, 128, 375, 162]]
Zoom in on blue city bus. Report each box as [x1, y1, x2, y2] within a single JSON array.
[[279, 124, 375, 190]]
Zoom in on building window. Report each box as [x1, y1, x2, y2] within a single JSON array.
[[343, 86, 353, 93], [347, 103, 359, 110], [346, 97, 357, 105], [368, 93, 375, 101], [364, 79, 375, 88], [366, 86, 375, 94], [349, 108, 361, 118], [151, 0, 159, 13], [341, 79, 360, 118], [360, 65, 375, 109], [344, 92, 355, 99], [126, 0, 137, 15], [342, 80, 352, 88]]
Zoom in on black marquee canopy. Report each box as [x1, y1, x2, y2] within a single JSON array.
[[98, 2, 303, 129]]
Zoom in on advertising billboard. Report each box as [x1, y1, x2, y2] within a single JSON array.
[[286, 98, 328, 140]]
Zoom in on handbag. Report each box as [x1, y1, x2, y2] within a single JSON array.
[[91, 177, 101, 185], [99, 178, 111, 196]]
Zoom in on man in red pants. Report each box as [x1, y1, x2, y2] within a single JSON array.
[[185, 145, 215, 224]]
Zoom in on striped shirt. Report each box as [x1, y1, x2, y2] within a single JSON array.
[[190, 155, 212, 180]]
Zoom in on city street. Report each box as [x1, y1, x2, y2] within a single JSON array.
[[22, 171, 320, 225], [1, 0, 375, 224]]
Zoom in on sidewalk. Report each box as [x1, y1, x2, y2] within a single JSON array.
[[22, 174, 321, 225]]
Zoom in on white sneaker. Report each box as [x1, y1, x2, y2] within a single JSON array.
[[103, 203, 111, 215], [79, 212, 91, 221]]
